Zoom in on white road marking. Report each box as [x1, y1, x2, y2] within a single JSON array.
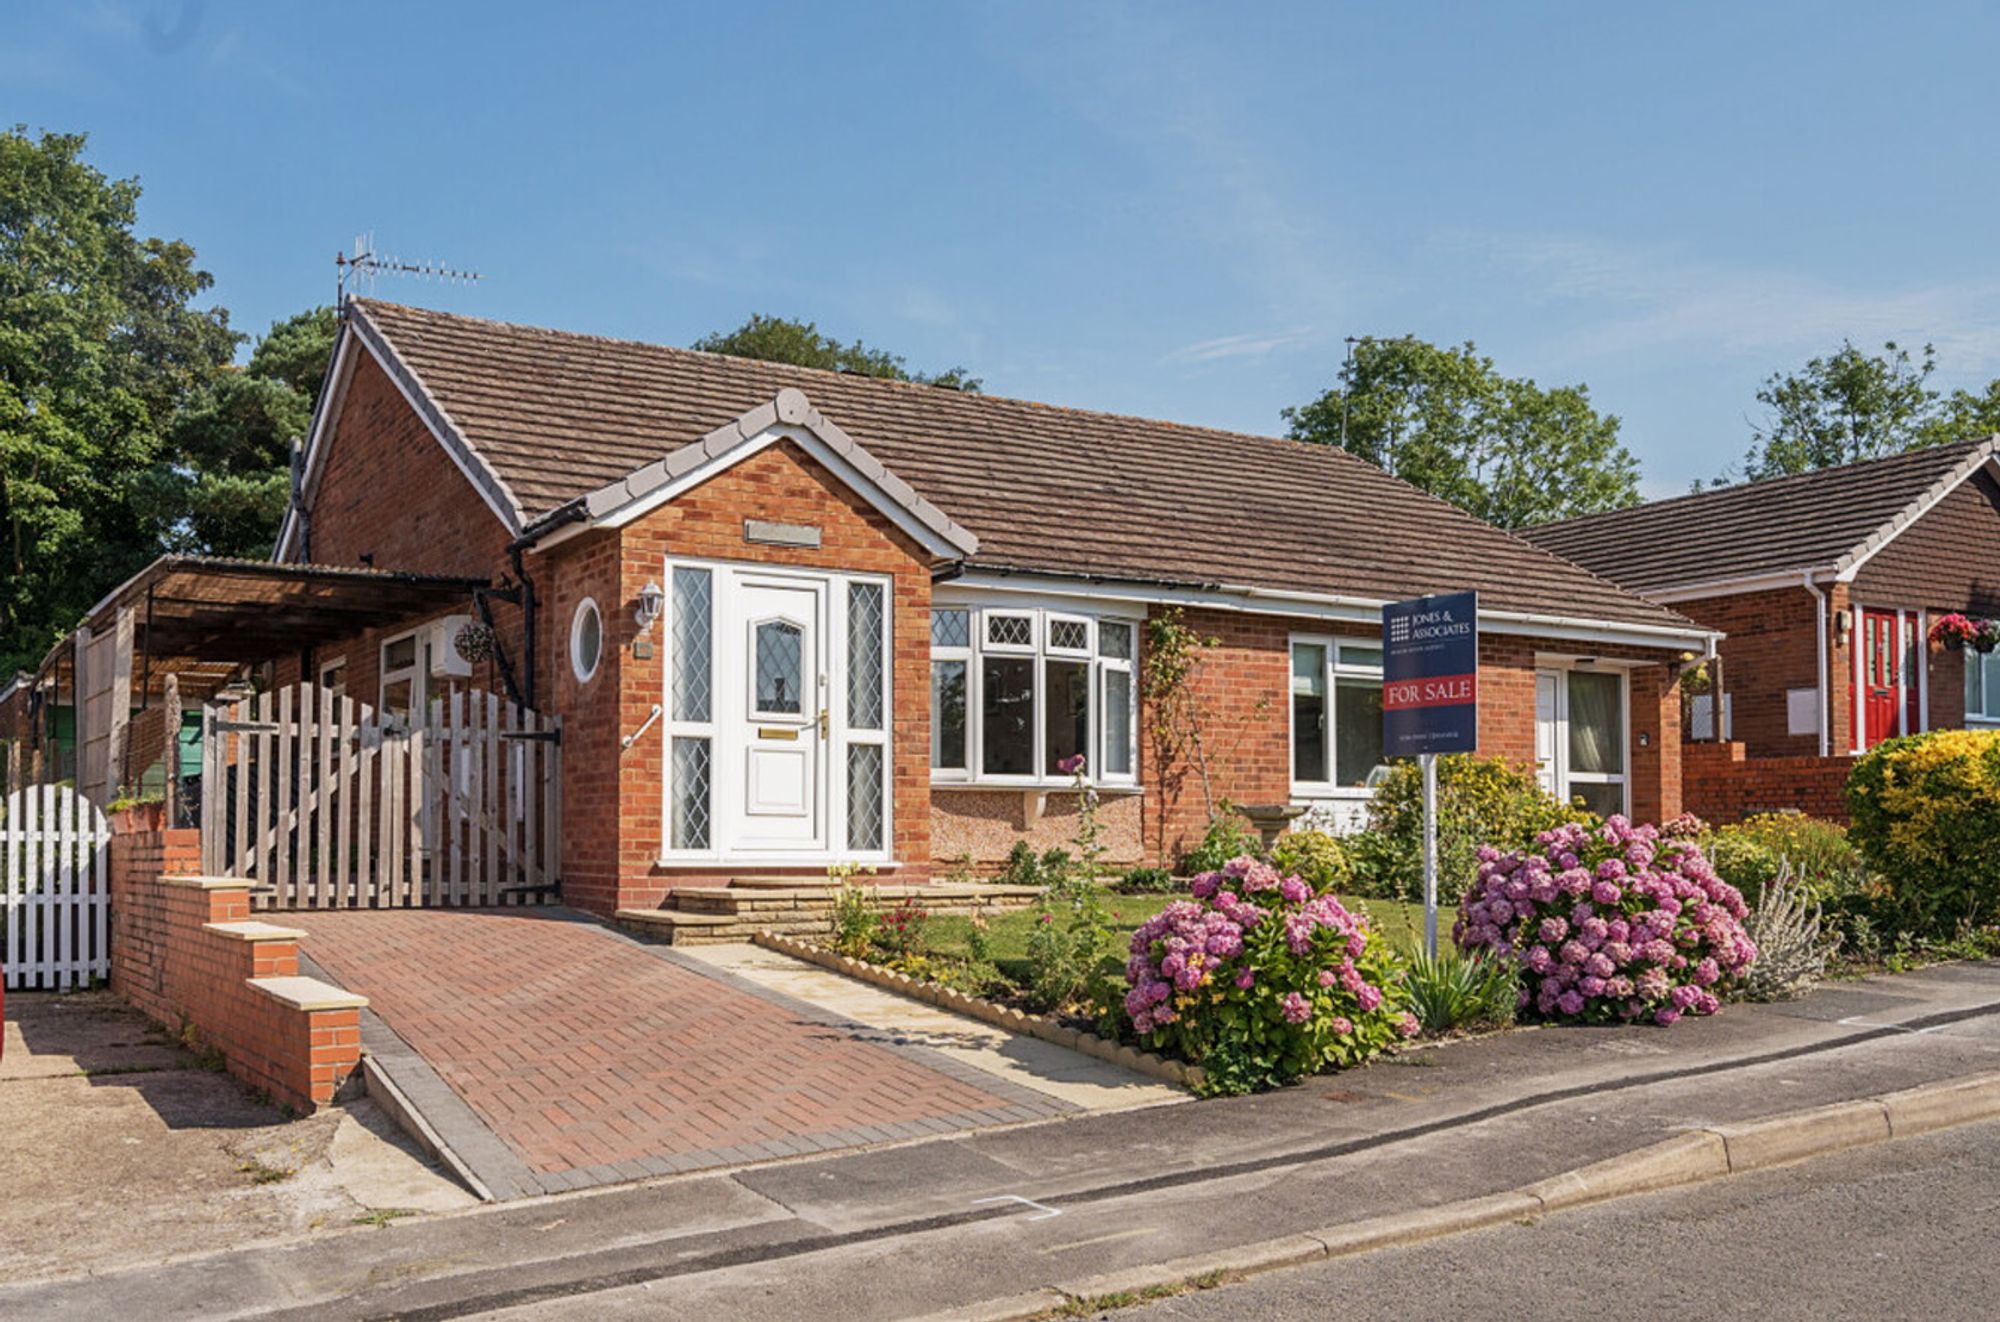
[[974, 1194, 1062, 1221]]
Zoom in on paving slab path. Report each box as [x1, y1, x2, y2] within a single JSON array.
[[680, 941, 1187, 1114]]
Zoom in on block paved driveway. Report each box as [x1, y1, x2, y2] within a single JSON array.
[[289, 907, 1072, 1198]]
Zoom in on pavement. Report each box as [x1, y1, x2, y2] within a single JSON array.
[[0, 991, 471, 1285], [288, 907, 1168, 1199], [3, 959, 1997, 1318], [1108, 1114, 2000, 1320]]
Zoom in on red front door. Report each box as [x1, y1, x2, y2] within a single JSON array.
[[1857, 608, 1910, 749]]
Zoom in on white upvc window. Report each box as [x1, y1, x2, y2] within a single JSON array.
[[1536, 665, 1630, 818], [663, 564, 717, 853], [1289, 636, 1387, 795], [930, 605, 1141, 787], [379, 629, 425, 722], [1966, 650, 2000, 727]]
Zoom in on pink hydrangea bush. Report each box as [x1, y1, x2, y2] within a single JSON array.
[[1454, 817, 1757, 1026], [1122, 856, 1414, 1093]]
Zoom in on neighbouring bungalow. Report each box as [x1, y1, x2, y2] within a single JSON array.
[[1526, 436, 2000, 822], [4, 300, 1719, 925]]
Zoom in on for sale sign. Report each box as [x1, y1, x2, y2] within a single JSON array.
[[1381, 591, 1479, 756]]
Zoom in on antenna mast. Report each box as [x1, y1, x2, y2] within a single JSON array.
[[336, 232, 483, 307]]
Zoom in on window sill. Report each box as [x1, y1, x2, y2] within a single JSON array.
[[930, 779, 1143, 796], [655, 855, 903, 870]]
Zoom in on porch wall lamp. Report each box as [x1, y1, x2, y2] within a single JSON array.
[[636, 579, 665, 633]]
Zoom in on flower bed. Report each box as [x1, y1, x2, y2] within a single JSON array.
[[1455, 818, 1757, 1025], [1118, 857, 1416, 1094], [751, 931, 1202, 1089]]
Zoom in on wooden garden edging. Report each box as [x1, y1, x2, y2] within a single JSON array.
[[751, 931, 1204, 1091]]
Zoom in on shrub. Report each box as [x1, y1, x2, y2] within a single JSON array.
[[1115, 866, 1178, 894], [1120, 856, 1415, 1094], [1705, 812, 1861, 907], [1402, 947, 1518, 1035], [1025, 883, 1122, 1015], [1366, 755, 1591, 905], [1847, 729, 2000, 933], [1454, 818, 1757, 1025], [997, 841, 1078, 890], [1179, 810, 1261, 875], [1739, 862, 1832, 1001], [1271, 830, 1350, 894], [876, 896, 929, 959], [828, 884, 878, 956]]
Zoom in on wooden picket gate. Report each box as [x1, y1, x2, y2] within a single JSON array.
[[200, 683, 562, 909], [1, 785, 112, 990]]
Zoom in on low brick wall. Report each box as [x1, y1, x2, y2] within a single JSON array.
[[109, 815, 365, 1113], [1682, 742, 1854, 825]]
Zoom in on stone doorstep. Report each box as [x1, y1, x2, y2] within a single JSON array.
[[249, 974, 369, 1012]]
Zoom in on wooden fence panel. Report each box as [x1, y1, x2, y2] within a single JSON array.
[[199, 684, 560, 910], [1, 784, 111, 990]]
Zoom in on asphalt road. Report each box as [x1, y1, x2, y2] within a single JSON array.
[[1112, 1117, 2000, 1322]]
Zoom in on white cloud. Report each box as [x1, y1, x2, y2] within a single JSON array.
[[1453, 229, 2000, 372], [1162, 326, 1316, 364]]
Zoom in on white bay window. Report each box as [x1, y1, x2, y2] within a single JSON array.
[[930, 606, 1139, 786]]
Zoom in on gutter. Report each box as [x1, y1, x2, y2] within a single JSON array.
[[939, 566, 1720, 653]]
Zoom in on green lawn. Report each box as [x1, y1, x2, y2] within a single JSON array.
[[923, 891, 1430, 986]]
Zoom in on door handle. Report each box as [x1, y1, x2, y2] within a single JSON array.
[[818, 708, 830, 737]]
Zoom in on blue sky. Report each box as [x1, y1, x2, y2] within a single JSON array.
[[10, 1, 2000, 496]]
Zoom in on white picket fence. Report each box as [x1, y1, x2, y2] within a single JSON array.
[[201, 683, 562, 910], [1, 785, 112, 990]]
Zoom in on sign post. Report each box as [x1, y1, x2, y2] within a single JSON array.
[[1381, 590, 1480, 957]]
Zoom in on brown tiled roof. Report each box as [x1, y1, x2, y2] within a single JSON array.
[[1525, 437, 2000, 596], [348, 299, 1701, 633]]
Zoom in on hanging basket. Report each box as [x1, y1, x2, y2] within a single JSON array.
[[1930, 613, 1981, 652], [454, 621, 499, 664]]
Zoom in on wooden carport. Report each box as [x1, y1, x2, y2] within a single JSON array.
[[23, 556, 487, 806]]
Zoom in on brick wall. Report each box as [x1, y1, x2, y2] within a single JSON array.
[[604, 439, 939, 911], [108, 812, 363, 1112], [1138, 610, 1685, 863], [1672, 586, 1834, 757], [1682, 741, 1853, 824]]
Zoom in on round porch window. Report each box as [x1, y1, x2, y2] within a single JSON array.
[[571, 598, 603, 683]]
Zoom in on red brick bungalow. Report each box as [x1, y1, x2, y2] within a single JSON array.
[[266, 299, 1715, 917], [1527, 437, 2000, 822]]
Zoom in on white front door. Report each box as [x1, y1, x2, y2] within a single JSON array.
[[727, 575, 828, 852]]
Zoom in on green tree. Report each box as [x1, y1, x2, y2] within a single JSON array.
[[1283, 336, 1639, 528], [693, 313, 980, 391], [143, 306, 335, 558], [0, 127, 238, 674], [1734, 340, 1943, 481], [1925, 379, 2000, 448]]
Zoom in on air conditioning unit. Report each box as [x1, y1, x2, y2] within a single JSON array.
[[430, 614, 475, 679]]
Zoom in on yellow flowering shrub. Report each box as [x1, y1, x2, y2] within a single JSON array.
[[1846, 729, 2000, 932]]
